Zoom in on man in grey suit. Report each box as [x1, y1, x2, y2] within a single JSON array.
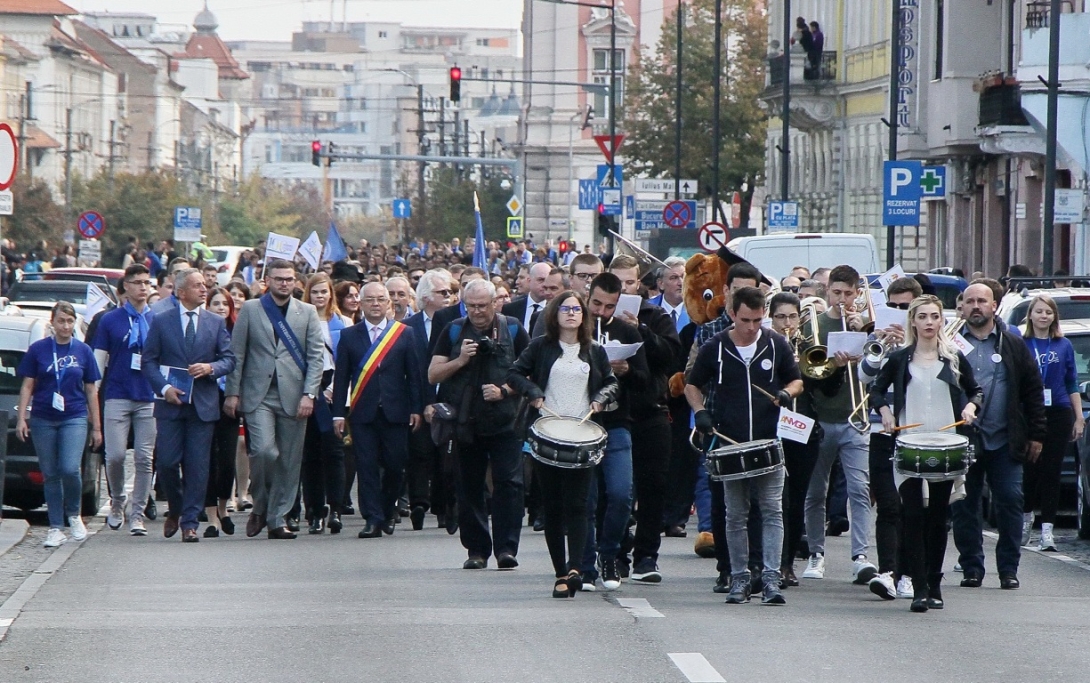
[[225, 259, 324, 540], [142, 269, 236, 542]]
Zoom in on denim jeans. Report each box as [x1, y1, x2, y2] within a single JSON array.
[[582, 427, 633, 578], [724, 467, 785, 577], [950, 445, 1024, 578], [30, 416, 87, 529], [104, 399, 156, 520], [694, 450, 712, 533], [804, 422, 871, 558]]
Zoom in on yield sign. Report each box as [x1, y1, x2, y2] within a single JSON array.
[[593, 134, 625, 161]]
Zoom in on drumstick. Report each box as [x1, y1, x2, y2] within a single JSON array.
[[939, 420, 966, 431], [712, 429, 740, 445], [538, 405, 560, 418], [751, 384, 778, 402], [578, 409, 595, 425], [890, 423, 924, 433]]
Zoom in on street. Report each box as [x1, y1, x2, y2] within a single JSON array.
[[0, 505, 1089, 682]]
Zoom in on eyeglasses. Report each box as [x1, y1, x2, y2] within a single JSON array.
[[433, 289, 452, 297], [362, 297, 389, 304], [126, 279, 152, 287], [886, 302, 911, 310], [269, 276, 295, 284], [572, 272, 597, 280], [559, 305, 583, 314], [464, 302, 492, 311]]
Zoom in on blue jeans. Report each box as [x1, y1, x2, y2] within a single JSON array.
[[694, 451, 712, 533], [582, 427, 633, 578], [30, 416, 87, 529], [950, 445, 1024, 578]]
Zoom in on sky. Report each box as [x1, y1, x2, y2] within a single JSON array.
[[73, 0, 523, 41]]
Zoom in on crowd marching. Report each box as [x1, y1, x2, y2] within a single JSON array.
[[13, 232, 1082, 614]]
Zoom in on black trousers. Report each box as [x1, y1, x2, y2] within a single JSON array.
[[870, 433, 906, 576], [456, 431, 525, 559], [301, 414, 346, 519], [352, 413, 409, 525], [406, 425, 437, 511], [781, 436, 819, 568], [203, 411, 238, 508], [536, 460, 592, 577], [631, 414, 671, 564], [663, 411, 698, 528], [899, 478, 953, 596], [1024, 405, 1074, 524]]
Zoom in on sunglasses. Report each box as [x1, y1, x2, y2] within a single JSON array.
[[782, 286, 800, 293], [886, 302, 911, 310]]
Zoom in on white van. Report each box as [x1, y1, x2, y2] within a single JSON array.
[[726, 233, 880, 281]]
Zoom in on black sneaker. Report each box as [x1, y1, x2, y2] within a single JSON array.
[[631, 558, 662, 583], [617, 559, 630, 580], [713, 571, 730, 594], [599, 558, 621, 590], [725, 573, 751, 604], [761, 573, 786, 605]]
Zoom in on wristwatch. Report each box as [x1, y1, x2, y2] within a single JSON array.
[[305, 393, 316, 400]]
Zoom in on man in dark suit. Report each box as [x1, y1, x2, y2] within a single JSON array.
[[404, 269, 453, 530], [333, 282, 423, 538], [142, 269, 236, 542], [501, 262, 562, 334]]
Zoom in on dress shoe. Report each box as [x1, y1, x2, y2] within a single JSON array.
[[203, 526, 220, 538], [960, 572, 983, 588], [713, 570, 730, 594], [182, 528, 199, 543], [343, 503, 355, 516], [246, 513, 266, 538], [381, 517, 396, 535], [410, 505, 426, 531], [999, 573, 1020, 590], [910, 598, 929, 613], [163, 515, 180, 539], [286, 517, 301, 533], [220, 516, 235, 536], [781, 565, 799, 587], [267, 526, 298, 540], [826, 517, 850, 537], [198, 511, 208, 523], [358, 522, 382, 538], [308, 517, 325, 534], [532, 517, 545, 532], [496, 553, 519, 570], [446, 517, 459, 535], [463, 556, 487, 569], [436, 513, 446, 528], [664, 524, 687, 538], [398, 504, 411, 518], [328, 512, 342, 534], [144, 497, 158, 521]]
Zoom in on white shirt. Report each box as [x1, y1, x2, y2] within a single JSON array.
[[422, 312, 433, 343], [660, 298, 683, 322], [524, 297, 545, 331], [736, 339, 758, 365], [179, 304, 202, 335], [366, 317, 388, 343]]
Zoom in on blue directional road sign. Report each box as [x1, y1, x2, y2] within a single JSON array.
[[920, 166, 946, 200], [578, 179, 601, 210], [392, 198, 412, 219], [883, 160, 923, 226], [768, 201, 799, 231]]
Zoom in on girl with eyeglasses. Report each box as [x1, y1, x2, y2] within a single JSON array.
[[507, 290, 618, 598]]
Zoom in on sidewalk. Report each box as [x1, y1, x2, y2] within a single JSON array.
[[0, 518, 29, 559]]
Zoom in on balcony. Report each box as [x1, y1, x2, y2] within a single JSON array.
[[760, 52, 838, 131], [978, 83, 1029, 127]]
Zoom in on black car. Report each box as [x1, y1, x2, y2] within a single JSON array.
[[0, 317, 102, 515]]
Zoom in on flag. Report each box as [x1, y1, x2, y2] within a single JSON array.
[[323, 222, 348, 262], [299, 231, 322, 270], [472, 192, 487, 270]]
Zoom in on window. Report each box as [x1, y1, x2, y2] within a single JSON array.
[[476, 38, 490, 47], [933, 0, 945, 80], [591, 48, 625, 119], [378, 31, 388, 38]]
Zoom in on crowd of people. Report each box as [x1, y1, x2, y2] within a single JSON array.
[[14, 232, 1081, 614]]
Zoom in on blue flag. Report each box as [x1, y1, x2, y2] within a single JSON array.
[[472, 192, 487, 269], [323, 222, 348, 262]]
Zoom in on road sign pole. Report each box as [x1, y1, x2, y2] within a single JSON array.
[[886, 0, 901, 269]]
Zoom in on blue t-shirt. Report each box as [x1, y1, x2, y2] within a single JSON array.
[[17, 338, 101, 420], [92, 306, 156, 402], [1025, 336, 1078, 408]]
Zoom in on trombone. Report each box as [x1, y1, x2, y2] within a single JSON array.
[[839, 302, 872, 433], [797, 301, 836, 379]]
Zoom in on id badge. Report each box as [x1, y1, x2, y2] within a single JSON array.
[[130, 353, 142, 371], [1043, 389, 1052, 407], [52, 392, 65, 412]]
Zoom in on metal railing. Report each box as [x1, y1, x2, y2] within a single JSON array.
[[768, 51, 837, 87], [978, 83, 1029, 127]]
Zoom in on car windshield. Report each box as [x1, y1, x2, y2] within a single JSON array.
[[1009, 299, 1090, 326], [211, 249, 230, 263], [8, 283, 93, 304], [0, 350, 24, 394]]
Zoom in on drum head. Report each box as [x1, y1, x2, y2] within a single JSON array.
[[710, 438, 779, 456], [896, 432, 967, 449], [533, 416, 607, 444]]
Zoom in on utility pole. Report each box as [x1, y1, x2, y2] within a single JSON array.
[[463, 119, 470, 177], [146, 131, 155, 172], [64, 107, 73, 213], [608, 0, 618, 206], [711, 0, 722, 222], [885, 0, 902, 269], [1042, 0, 1061, 275], [108, 120, 116, 189], [781, 0, 791, 202], [674, 0, 683, 201], [416, 84, 426, 231], [18, 81, 31, 179], [453, 108, 461, 178], [438, 97, 446, 165]]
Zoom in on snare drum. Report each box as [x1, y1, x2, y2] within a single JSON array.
[[706, 439, 785, 482], [528, 416, 609, 469], [893, 432, 974, 480]]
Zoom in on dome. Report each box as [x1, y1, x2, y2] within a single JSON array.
[[194, 2, 218, 33]]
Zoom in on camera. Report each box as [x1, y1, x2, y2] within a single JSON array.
[[476, 337, 495, 355]]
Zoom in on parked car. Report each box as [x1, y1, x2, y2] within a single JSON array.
[[1, 279, 116, 321], [997, 287, 1090, 328], [41, 267, 125, 290], [208, 246, 251, 286], [865, 273, 968, 310], [726, 232, 881, 282], [0, 317, 102, 514]]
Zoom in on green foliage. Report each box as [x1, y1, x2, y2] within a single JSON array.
[[4, 176, 67, 250], [623, 0, 767, 225], [217, 176, 326, 247], [419, 168, 513, 243]]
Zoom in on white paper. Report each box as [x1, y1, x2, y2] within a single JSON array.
[[877, 264, 906, 291], [869, 288, 887, 309], [266, 232, 300, 262], [85, 283, 110, 318], [873, 305, 908, 332], [951, 333, 973, 355], [827, 331, 867, 357], [777, 407, 815, 444], [603, 340, 643, 361], [298, 231, 322, 270], [615, 294, 642, 320]]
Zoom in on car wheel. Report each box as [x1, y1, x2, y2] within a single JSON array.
[[1079, 470, 1090, 540], [81, 457, 102, 516]]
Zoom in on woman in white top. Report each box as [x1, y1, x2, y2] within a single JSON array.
[[869, 295, 983, 613], [508, 291, 618, 598]]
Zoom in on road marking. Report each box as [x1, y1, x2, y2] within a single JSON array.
[[617, 597, 664, 618], [983, 530, 1090, 572], [668, 653, 726, 683]]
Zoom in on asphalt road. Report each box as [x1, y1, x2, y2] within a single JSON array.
[[0, 506, 1088, 683]]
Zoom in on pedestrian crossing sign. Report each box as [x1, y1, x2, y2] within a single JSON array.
[[506, 216, 524, 239]]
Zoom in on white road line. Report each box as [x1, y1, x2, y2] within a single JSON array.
[[982, 530, 1090, 572], [616, 597, 664, 618], [668, 653, 726, 683]]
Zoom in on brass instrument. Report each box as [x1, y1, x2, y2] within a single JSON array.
[[944, 317, 966, 338], [862, 337, 891, 366], [850, 279, 877, 334], [798, 302, 836, 379], [839, 302, 872, 434]]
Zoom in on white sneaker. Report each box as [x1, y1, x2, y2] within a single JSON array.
[[852, 555, 878, 584], [953, 562, 962, 573], [129, 517, 147, 537], [802, 553, 825, 579], [896, 575, 914, 599], [1039, 524, 1057, 552], [68, 516, 87, 541], [868, 571, 896, 600], [106, 504, 124, 531], [1021, 513, 1033, 546], [44, 528, 67, 548]]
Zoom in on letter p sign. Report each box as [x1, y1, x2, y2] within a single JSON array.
[[882, 160, 922, 226], [890, 168, 913, 196]]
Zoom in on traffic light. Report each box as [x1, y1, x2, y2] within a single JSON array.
[[558, 240, 570, 255], [311, 140, 321, 166], [449, 66, 462, 103], [327, 141, 335, 167], [596, 206, 614, 238]]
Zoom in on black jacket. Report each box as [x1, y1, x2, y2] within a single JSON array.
[[867, 344, 984, 439], [629, 300, 682, 420], [507, 336, 620, 427]]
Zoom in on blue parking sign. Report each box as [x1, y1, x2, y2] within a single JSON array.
[[883, 161, 923, 226]]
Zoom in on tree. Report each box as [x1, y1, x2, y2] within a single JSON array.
[[4, 176, 67, 252], [217, 176, 324, 248], [420, 167, 511, 243], [623, 0, 767, 225]]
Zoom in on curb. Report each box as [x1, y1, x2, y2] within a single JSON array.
[[0, 519, 30, 559]]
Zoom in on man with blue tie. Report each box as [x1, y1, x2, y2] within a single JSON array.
[[648, 257, 689, 334], [333, 282, 423, 538], [142, 269, 236, 542]]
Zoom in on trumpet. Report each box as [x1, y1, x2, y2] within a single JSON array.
[[862, 337, 891, 366], [798, 301, 837, 379]]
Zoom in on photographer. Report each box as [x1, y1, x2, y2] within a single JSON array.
[[429, 279, 531, 570]]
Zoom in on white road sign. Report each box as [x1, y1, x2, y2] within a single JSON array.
[[633, 178, 698, 195], [0, 189, 12, 216], [697, 222, 728, 251]]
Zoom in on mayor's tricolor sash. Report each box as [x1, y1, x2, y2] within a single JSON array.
[[348, 321, 407, 411]]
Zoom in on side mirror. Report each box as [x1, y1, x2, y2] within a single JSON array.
[[1080, 380, 1090, 403]]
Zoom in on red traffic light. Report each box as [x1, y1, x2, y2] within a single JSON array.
[[312, 141, 322, 152], [450, 67, 462, 80], [597, 203, 605, 214], [311, 140, 321, 166], [449, 66, 462, 102]]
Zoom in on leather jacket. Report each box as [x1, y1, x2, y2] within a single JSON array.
[[507, 336, 620, 426]]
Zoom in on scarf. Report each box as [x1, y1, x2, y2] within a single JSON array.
[[125, 301, 150, 350]]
